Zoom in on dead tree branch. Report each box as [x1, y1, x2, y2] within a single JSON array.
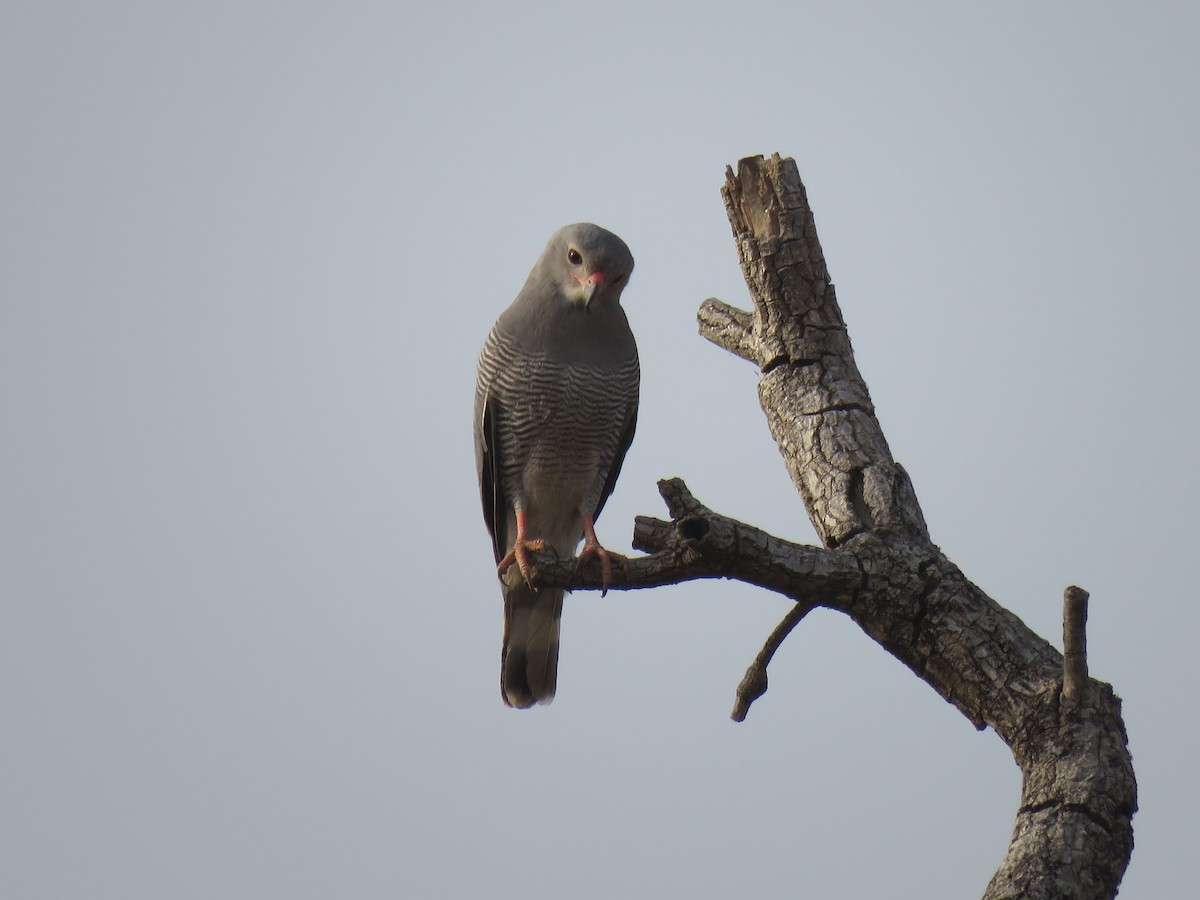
[[532, 477, 861, 602], [1062, 585, 1091, 706], [530, 154, 1136, 899]]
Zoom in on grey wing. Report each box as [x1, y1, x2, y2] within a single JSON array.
[[475, 388, 507, 567], [592, 401, 638, 523]]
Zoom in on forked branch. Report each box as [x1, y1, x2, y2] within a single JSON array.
[[531, 477, 860, 604], [531, 155, 1135, 899]]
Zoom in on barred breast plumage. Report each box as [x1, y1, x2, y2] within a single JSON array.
[[474, 223, 639, 708]]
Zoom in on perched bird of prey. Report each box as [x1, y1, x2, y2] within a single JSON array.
[[475, 223, 640, 708]]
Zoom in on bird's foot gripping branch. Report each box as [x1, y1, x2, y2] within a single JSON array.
[[531, 477, 860, 600], [528, 477, 862, 721]]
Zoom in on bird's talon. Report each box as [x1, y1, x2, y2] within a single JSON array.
[[577, 541, 628, 596], [497, 538, 547, 584]]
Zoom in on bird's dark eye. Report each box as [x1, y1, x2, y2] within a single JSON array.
[[567, 248, 583, 265], [612, 274, 626, 286]]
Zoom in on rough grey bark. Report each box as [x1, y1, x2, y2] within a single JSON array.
[[530, 154, 1136, 899]]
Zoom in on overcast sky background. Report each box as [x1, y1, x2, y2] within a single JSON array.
[[3, 2, 1197, 898]]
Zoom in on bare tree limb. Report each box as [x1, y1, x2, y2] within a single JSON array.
[[528, 154, 1135, 899], [697, 298, 757, 363], [530, 477, 861, 603], [730, 600, 816, 723], [1062, 585, 1091, 705]]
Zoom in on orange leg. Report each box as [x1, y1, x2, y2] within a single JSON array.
[[497, 510, 546, 583], [577, 513, 627, 597]]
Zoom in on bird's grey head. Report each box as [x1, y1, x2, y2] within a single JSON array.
[[539, 223, 635, 310]]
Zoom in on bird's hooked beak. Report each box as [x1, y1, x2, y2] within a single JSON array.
[[574, 270, 606, 308]]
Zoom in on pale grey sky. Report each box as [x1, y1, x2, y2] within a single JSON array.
[[3, 2, 1196, 898]]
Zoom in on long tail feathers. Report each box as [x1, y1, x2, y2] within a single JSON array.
[[501, 580, 563, 708]]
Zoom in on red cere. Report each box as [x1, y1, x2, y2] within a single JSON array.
[[572, 270, 606, 287]]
